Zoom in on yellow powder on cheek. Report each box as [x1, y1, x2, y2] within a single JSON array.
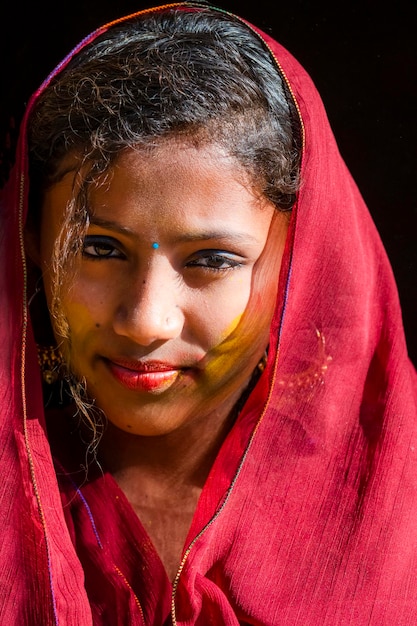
[[64, 300, 93, 329], [203, 289, 274, 389], [57, 301, 99, 357], [220, 313, 243, 341], [204, 313, 253, 380]]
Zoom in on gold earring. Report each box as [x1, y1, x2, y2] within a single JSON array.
[[257, 350, 268, 372], [37, 344, 64, 384]]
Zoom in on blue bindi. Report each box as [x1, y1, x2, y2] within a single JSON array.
[[152, 242, 159, 249]]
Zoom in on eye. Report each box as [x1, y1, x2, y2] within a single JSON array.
[[186, 250, 242, 272], [82, 236, 125, 259]]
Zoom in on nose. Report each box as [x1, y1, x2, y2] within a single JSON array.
[[113, 265, 184, 346]]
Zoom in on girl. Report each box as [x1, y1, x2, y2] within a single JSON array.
[[1, 3, 416, 624]]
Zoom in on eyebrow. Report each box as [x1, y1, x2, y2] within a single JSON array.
[[89, 215, 135, 236], [88, 215, 261, 244]]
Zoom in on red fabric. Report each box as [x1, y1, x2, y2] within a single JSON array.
[[1, 4, 417, 625]]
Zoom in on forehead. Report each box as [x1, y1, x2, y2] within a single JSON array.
[[43, 141, 274, 235], [106, 144, 274, 234]]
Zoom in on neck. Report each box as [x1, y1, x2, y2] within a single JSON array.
[[98, 390, 242, 490]]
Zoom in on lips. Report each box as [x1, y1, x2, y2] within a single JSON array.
[[105, 358, 184, 393]]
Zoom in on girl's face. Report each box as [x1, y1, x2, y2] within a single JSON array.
[[39, 142, 288, 436]]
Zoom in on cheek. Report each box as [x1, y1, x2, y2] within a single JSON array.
[[57, 275, 106, 350], [64, 299, 95, 333], [63, 268, 114, 324], [55, 299, 94, 367], [197, 272, 251, 349], [202, 276, 275, 384]]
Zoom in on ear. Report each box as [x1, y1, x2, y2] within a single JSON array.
[[24, 227, 41, 267]]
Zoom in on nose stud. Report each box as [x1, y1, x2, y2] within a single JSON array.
[[152, 242, 159, 249]]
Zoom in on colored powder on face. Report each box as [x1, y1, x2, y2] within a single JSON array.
[[204, 313, 245, 378], [221, 313, 243, 341]]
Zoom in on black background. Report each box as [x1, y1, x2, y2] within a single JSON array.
[[1, 1, 416, 364]]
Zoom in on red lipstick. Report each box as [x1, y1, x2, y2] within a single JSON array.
[[106, 358, 182, 393]]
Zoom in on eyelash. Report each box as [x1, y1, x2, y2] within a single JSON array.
[[82, 237, 242, 272], [82, 236, 125, 259], [186, 252, 242, 272]]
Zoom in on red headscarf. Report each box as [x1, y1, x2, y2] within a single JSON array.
[[1, 4, 416, 625]]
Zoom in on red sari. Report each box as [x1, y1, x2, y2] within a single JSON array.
[[1, 4, 417, 625]]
